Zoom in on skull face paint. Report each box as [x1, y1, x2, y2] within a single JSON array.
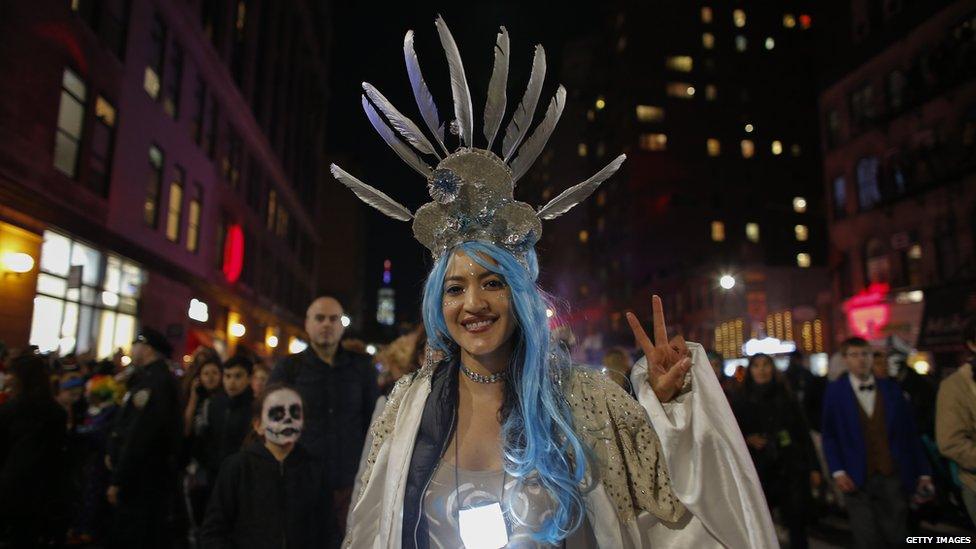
[[261, 388, 303, 445]]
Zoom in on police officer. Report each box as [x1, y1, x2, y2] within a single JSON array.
[[106, 327, 181, 548]]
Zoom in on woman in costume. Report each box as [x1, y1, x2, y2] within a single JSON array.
[[333, 17, 777, 548]]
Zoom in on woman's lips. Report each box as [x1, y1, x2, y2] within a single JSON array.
[[461, 318, 496, 333]]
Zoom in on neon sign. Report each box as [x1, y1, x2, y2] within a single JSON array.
[[843, 282, 890, 339], [222, 224, 244, 283]]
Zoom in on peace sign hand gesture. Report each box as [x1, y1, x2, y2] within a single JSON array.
[[625, 295, 692, 403]]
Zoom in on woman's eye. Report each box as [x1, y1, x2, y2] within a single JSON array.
[[484, 278, 506, 290], [445, 285, 463, 296]]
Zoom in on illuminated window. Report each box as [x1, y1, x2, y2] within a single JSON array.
[[795, 225, 809, 241], [145, 145, 164, 227], [635, 105, 664, 122], [702, 32, 715, 49], [707, 138, 721, 156], [578, 230, 589, 243], [90, 95, 116, 194], [639, 133, 667, 151], [735, 35, 747, 52], [701, 6, 713, 23], [783, 13, 796, 28], [54, 68, 87, 179], [711, 221, 725, 242], [740, 140, 755, 158], [666, 56, 693, 72], [746, 223, 760, 242], [791, 143, 802, 156], [595, 97, 606, 110], [764, 37, 775, 50], [733, 9, 746, 28], [799, 14, 812, 29], [145, 14, 166, 100], [163, 43, 183, 118], [186, 185, 202, 253], [165, 166, 184, 242], [577, 143, 588, 157], [705, 84, 717, 101], [666, 82, 695, 99], [771, 140, 783, 155], [793, 196, 807, 212], [796, 253, 811, 268], [744, 123, 754, 133]]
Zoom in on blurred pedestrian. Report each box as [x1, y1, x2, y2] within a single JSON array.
[[270, 296, 377, 542], [784, 350, 825, 432], [106, 327, 182, 549], [67, 374, 124, 544], [200, 355, 254, 481], [200, 383, 334, 548], [732, 353, 820, 549], [251, 362, 270, 397], [0, 353, 68, 546], [182, 356, 223, 541], [935, 315, 976, 525], [822, 337, 933, 548], [602, 346, 633, 393], [706, 349, 735, 396]]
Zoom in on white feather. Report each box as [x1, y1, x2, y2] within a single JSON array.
[[330, 164, 413, 222], [434, 15, 474, 148], [511, 85, 566, 183], [362, 95, 432, 178], [362, 82, 440, 157], [537, 154, 627, 220], [483, 27, 509, 150], [404, 30, 449, 156], [502, 45, 546, 162]]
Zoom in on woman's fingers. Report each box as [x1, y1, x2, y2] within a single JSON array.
[[626, 311, 655, 358], [651, 295, 668, 346]]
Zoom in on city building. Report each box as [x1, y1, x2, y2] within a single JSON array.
[[0, 1, 362, 362], [819, 0, 976, 368], [522, 2, 833, 363]]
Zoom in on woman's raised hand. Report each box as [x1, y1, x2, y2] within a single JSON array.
[[625, 295, 692, 403]]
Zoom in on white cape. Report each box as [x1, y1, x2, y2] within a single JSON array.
[[344, 342, 777, 548]]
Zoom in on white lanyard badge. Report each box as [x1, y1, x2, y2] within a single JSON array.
[[458, 502, 509, 549]]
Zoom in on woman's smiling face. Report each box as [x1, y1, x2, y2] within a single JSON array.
[[442, 250, 517, 361]]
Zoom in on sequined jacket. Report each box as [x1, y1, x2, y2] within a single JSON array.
[[343, 342, 777, 548]]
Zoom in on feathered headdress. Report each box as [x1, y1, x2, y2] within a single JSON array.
[[330, 15, 626, 264]]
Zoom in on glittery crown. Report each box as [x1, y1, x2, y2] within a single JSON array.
[[329, 15, 626, 263]]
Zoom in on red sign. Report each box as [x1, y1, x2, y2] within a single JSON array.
[[222, 224, 244, 283], [843, 283, 890, 340]]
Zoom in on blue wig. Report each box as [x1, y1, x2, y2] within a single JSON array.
[[422, 241, 589, 543]]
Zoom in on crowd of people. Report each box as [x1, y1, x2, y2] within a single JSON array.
[[1, 295, 974, 548]]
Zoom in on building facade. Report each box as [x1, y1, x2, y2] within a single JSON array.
[[819, 0, 976, 367], [0, 1, 361, 362], [522, 2, 833, 361]]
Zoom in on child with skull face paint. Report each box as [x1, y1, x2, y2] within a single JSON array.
[[200, 383, 337, 548]]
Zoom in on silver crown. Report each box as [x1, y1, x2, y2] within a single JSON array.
[[329, 15, 627, 263]]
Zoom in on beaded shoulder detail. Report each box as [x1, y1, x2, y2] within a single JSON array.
[[565, 368, 685, 524]]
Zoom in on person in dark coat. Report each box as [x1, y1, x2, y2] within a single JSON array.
[[784, 350, 826, 432], [269, 296, 378, 536], [0, 353, 68, 546], [732, 353, 821, 549], [200, 383, 334, 548], [200, 355, 254, 480], [106, 327, 182, 549]]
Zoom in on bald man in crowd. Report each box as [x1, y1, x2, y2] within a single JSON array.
[[270, 296, 378, 543]]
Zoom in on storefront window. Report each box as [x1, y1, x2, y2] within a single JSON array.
[[29, 230, 146, 357]]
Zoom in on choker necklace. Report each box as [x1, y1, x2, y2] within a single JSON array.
[[459, 363, 508, 384]]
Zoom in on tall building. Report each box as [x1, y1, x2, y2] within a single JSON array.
[[0, 1, 361, 361], [523, 2, 833, 361], [818, 0, 976, 368]]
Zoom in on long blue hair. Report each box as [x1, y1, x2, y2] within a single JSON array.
[[422, 241, 589, 543]]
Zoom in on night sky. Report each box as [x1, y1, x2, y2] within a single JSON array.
[[325, 2, 596, 331]]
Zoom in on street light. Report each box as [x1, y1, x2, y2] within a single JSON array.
[[341, 314, 351, 327], [719, 274, 736, 290]]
